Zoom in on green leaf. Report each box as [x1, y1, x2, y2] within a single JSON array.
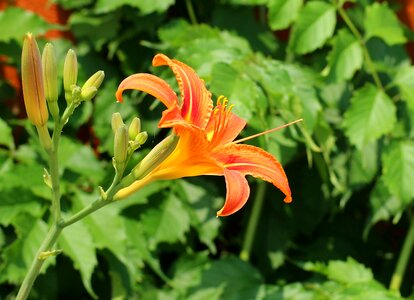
[[140, 192, 190, 249], [59, 217, 97, 298], [393, 65, 414, 110], [327, 29, 363, 82], [0, 8, 53, 42], [267, 0, 303, 30], [95, 0, 174, 14], [349, 142, 378, 188], [343, 84, 396, 149], [382, 140, 414, 203], [0, 118, 13, 149], [364, 2, 406, 45], [289, 1, 336, 54]]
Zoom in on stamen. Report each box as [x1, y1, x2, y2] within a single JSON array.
[[231, 118, 303, 144]]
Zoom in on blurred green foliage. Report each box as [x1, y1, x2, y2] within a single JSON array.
[[1, 0, 414, 299]]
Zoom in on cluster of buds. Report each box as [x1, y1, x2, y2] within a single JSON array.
[[21, 33, 105, 150], [111, 113, 149, 174]]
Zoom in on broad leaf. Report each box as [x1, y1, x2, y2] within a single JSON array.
[[327, 29, 363, 81], [59, 218, 97, 297], [289, 1, 336, 54], [0, 8, 53, 42], [382, 140, 414, 203], [0, 118, 13, 149], [95, 0, 175, 14], [343, 84, 396, 149], [268, 0, 303, 30], [364, 2, 406, 45], [393, 65, 414, 110]]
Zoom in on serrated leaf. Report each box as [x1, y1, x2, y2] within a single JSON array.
[[289, 1, 336, 54], [95, 0, 174, 14], [268, 0, 303, 30], [393, 66, 414, 110], [140, 193, 190, 249], [326, 258, 373, 284], [327, 29, 363, 81], [343, 84, 396, 149], [364, 2, 406, 45], [382, 140, 414, 203], [59, 218, 97, 297], [0, 8, 53, 42], [349, 142, 378, 187]]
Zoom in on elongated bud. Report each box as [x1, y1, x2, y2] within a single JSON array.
[[114, 125, 128, 168], [21, 33, 48, 126], [80, 86, 97, 101], [42, 43, 59, 119], [128, 117, 141, 140], [63, 49, 78, 103], [131, 134, 179, 180], [135, 131, 148, 145], [82, 70, 104, 92], [111, 112, 124, 133]]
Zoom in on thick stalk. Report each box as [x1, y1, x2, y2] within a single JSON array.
[[337, 4, 383, 90], [389, 215, 414, 291], [15, 224, 62, 300], [240, 182, 267, 261]]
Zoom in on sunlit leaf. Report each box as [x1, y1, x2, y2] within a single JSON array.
[[95, 0, 174, 14], [268, 0, 303, 30], [343, 84, 396, 149], [289, 1, 336, 54]]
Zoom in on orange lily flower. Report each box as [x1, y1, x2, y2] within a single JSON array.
[[115, 54, 292, 216]]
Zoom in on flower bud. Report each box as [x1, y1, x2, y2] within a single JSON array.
[[114, 125, 128, 170], [82, 70, 104, 92], [111, 112, 124, 133], [42, 43, 59, 119], [134, 131, 148, 145], [21, 33, 48, 127], [128, 117, 141, 140], [80, 86, 97, 101], [63, 49, 78, 103], [132, 134, 179, 180]]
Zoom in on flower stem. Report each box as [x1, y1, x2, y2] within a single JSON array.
[[185, 0, 198, 25], [15, 224, 62, 300], [337, 4, 383, 90], [240, 182, 267, 261], [389, 213, 414, 291]]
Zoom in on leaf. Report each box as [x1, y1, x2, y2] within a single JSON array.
[[268, 0, 303, 30], [393, 65, 414, 110], [0, 8, 54, 42], [382, 140, 414, 203], [0, 118, 13, 149], [349, 141, 378, 188], [140, 192, 190, 249], [289, 1, 336, 54], [327, 29, 363, 82], [343, 84, 396, 149], [364, 2, 406, 45], [95, 0, 175, 14], [59, 217, 97, 298]]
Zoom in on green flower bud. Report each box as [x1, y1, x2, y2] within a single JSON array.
[[128, 117, 141, 140], [114, 125, 128, 169], [80, 86, 97, 102], [131, 134, 179, 180], [63, 49, 78, 103], [82, 70, 104, 92], [21, 33, 48, 127], [111, 112, 124, 133], [134, 131, 148, 145], [42, 43, 59, 119]]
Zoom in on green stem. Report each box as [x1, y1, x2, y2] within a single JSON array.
[[185, 0, 198, 25], [240, 182, 267, 261], [337, 5, 383, 90], [15, 224, 62, 300], [389, 214, 414, 291]]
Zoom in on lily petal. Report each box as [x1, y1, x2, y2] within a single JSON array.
[[217, 169, 250, 217], [153, 54, 213, 129], [212, 144, 292, 203], [116, 73, 177, 108], [206, 109, 246, 147]]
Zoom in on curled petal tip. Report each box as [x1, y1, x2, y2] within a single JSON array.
[[284, 195, 292, 204], [115, 90, 124, 103]]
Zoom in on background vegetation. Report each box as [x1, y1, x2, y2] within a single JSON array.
[[1, 0, 414, 299]]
